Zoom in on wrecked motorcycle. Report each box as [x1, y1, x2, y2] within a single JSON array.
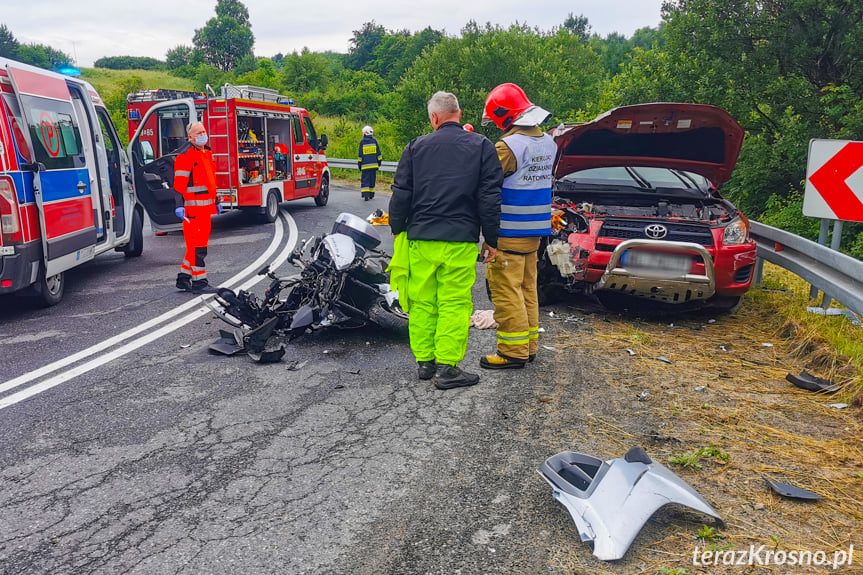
[[208, 212, 408, 362]]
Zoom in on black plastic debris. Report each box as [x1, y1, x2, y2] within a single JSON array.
[[765, 478, 822, 501], [209, 329, 245, 356], [786, 370, 839, 393]]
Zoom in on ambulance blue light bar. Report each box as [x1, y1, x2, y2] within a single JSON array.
[[58, 67, 81, 76]]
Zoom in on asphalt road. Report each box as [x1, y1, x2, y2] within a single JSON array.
[[0, 184, 601, 574]]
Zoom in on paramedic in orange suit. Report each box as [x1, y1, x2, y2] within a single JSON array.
[[173, 122, 220, 294]]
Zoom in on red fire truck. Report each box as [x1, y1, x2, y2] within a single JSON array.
[[126, 84, 330, 230]]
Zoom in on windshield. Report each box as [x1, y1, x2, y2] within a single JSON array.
[[558, 166, 710, 194]]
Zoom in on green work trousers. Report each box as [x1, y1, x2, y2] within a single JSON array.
[[407, 239, 478, 366]]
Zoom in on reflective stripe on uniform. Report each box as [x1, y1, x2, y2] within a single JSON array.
[[361, 164, 378, 170], [185, 199, 214, 207], [187, 185, 209, 194], [529, 326, 539, 340], [501, 218, 551, 230], [497, 330, 530, 345], [502, 204, 550, 215], [175, 170, 191, 177]]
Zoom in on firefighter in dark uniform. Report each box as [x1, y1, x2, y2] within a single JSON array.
[[479, 83, 556, 369], [358, 125, 382, 200], [173, 121, 221, 293]]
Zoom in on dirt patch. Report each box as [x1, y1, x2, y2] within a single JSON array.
[[526, 298, 863, 573]]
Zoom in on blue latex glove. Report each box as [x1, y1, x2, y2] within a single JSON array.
[[175, 207, 186, 221], [216, 203, 223, 215]]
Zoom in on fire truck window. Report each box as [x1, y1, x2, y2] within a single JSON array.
[[20, 95, 85, 170], [302, 116, 317, 149], [292, 116, 304, 145]]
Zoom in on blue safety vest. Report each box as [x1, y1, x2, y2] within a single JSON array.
[[499, 132, 557, 237]]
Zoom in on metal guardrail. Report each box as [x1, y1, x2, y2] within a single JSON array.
[[327, 158, 399, 173], [750, 221, 863, 316], [325, 157, 863, 316]]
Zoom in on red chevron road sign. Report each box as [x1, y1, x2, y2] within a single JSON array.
[[804, 139, 863, 222]]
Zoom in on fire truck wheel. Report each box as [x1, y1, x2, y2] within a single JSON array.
[[260, 190, 281, 223], [122, 207, 144, 258], [35, 266, 64, 307], [314, 175, 329, 207]]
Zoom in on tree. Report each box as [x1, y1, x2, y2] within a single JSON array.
[[346, 21, 386, 71], [562, 13, 591, 42], [15, 43, 71, 70], [94, 56, 164, 70], [193, 0, 255, 71], [0, 24, 18, 59]]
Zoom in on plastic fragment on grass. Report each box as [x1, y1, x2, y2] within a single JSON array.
[[786, 371, 839, 393], [825, 403, 849, 409], [656, 356, 672, 364], [764, 478, 822, 501], [625, 348, 636, 356]]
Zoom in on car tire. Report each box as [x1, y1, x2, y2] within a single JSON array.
[[314, 174, 329, 207], [34, 266, 64, 307], [122, 206, 144, 258], [259, 190, 280, 224]]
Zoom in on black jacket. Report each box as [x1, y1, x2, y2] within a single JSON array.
[[389, 122, 502, 248], [358, 135, 382, 169]]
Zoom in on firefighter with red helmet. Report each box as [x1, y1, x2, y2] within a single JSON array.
[[358, 125, 382, 200], [173, 121, 220, 293], [479, 83, 557, 369]]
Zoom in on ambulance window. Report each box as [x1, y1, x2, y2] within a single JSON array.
[[1, 94, 32, 163], [141, 141, 155, 163], [292, 116, 304, 145], [20, 95, 85, 170]]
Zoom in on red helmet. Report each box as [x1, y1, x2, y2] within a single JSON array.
[[463, 123, 474, 132], [482, 83, 532, 130]]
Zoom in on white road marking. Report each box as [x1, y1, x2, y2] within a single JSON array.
[[0, 211, 299, 409]]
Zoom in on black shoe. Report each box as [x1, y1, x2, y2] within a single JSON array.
[[434, 364, 479, 390], [176, 274, 192, 291], [528, 354, 536, 363], [417, 360, 436, 380], [190, 280, 217, 294]]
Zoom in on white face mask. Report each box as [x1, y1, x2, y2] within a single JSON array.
[[194, 135, 208, 146]]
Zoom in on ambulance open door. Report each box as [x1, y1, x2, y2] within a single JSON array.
[[127, 99, 197, 233], [6, 62, 98, 277]]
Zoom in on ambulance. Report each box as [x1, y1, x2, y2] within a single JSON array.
[[125, 83, 330, 228], [0, 57, 194, 306]]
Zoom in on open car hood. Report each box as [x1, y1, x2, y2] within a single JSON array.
[[553, 103, 744, 186]]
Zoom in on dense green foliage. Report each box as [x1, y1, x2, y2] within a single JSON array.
[[94, 56, 165, 70], [192, 0, 255, 71], [0, 23, 71, 69]]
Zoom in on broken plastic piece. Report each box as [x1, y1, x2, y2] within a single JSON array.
[[625, 348, 636, 356], [656, 356, 672, 364], [825, 403, 849, 409], [786, 371, 839, 393], [539, 447, 722, 561], [765, 478, 822, 501], [209, 329, 245, 356]]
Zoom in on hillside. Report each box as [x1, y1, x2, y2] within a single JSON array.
[[79, 68, 197, 95]]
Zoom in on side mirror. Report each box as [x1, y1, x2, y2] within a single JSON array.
[[320, 134, 328, 151]]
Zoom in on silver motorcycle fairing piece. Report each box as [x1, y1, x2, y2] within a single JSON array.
[[539, 447, 722, 561], [323, 233, 357, 271], [375, 283, 400, 308]]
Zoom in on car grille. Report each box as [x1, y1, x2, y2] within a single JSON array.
[[598, 219, 714, 247]]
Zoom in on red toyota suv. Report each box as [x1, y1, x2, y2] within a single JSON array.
[[540, 103, 757, 313]]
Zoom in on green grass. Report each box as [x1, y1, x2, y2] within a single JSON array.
[[78, 68, 197, 95], [668, 444, 729, 469]]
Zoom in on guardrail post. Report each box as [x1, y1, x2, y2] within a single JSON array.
[[809, 219, 830, 299], [753, 256, 764, 286], [821, 220, 844, 309]]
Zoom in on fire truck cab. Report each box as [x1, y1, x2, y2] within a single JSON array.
[[0, 57, 159, 306], [126, 84, 330, 231]]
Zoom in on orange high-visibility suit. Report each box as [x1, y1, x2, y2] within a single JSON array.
[[173, 142, 218, 285]]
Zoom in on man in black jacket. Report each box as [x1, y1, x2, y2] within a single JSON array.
[[389, 91, 503, 389]]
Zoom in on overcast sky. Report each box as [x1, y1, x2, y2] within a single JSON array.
[[8, 1, 665, 67]]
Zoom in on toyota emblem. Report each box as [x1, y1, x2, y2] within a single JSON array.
[[644, 224, 668, 239]]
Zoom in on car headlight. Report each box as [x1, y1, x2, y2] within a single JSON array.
[[722, 217, 749, 245]]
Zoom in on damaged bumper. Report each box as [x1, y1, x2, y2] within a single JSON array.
[[597, 239, 716, 303], [539, 447, 722, 561]]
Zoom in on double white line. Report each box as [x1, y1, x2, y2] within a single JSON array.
[[0, 211, 299, 411]]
